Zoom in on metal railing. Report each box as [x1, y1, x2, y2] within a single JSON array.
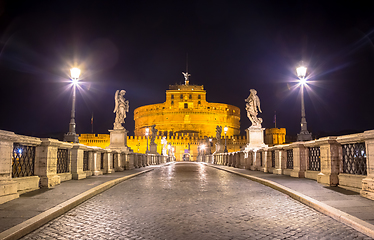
[[286, 149, 293, 169], [83, 151, 89, 171], [12, 143, 36, 178], [57, 148, 69, 173], [308, 147, 320, 171], [342, 143, 367, 175]]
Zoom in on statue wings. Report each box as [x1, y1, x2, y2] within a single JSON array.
[[113, 90, 119, 113], [256, 96, 262, 113]]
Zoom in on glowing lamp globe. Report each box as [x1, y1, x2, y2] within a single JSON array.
[[296, 66, 307, 79], [70, 68, 81, 84]]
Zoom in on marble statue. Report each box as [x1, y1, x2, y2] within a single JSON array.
[[216, 125, 222, 144], [245, 89, 263, 128], [113, 90, 129, 129], [150, 124, 158, 144]]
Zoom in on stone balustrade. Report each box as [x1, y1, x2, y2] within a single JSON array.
[[0, 130, 172, 204], [204, 129, 374, 201]]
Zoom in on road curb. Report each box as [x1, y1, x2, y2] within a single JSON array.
[[0, 168, 155, 240], [206, 164, 374, 239]]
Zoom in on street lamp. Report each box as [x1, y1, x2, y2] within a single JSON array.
[[145, 127, 149, 153], [296, 65, 312, 141], [64, 68, 81, 143], [224, 126, 228, 153]]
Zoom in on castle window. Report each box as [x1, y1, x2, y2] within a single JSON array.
[[180, 94, 183, 99], [171, 94, 174, 99], [198, 95, 201, 99], [198, 101, 201, 105], [184, 103, 188, 108], [189, 94, 192, 99], [171, 101, 174, 105]]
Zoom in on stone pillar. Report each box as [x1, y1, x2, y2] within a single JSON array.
[[0, 130, 19, 204], [361, 130, 374, 200], [91, 150, 103, 176], [290, 144, 307, 178], [126, 153, 135, 170], [70, 145, 87, 180], [132, 153, 137, 168], [316, 137, 340, 186], [103, 151, 115, 174], [34, 138, 63, 188], [238, 152, 245, 169], [114, 152, 124, 171], [273, 149, 286, 175], [263, 150, 271, 173], [251, 151, 259, 170]]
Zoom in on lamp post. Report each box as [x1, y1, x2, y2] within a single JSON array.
[[64, 68, 81, 143], [224, 126, 228, 153], [296, 65, 312, 141], [145, 127, 149, 153]]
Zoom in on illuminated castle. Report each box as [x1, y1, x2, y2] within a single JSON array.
[[79, 74, 285, 160]]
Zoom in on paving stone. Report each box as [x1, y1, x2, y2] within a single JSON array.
[[22, 162, 372, 239]]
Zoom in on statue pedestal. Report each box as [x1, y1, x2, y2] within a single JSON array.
[[214, 143, 224, 154], [107, 128, 131, 152], [243, 126, 267, 151], [149, 143, 158, 154]]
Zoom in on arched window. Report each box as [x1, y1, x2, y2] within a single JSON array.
[[180, 94, 183, 99], [171, 94, 174, 99], [184, 103, 188, 108]]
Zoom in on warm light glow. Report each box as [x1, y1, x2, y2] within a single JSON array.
[[70, 68, 81, 80], [296, 66, 307, 79], [145, 127, 149, 136], [200, 144, 206, 150], [224, 126, 228, 134]]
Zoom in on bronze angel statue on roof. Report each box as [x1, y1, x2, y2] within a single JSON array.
[[113, 90, 129, 129]]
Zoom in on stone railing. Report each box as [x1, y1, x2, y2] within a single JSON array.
[[0, 130, 173, 204], [206, 129, 374, 201]]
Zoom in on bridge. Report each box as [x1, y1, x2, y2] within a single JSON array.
[[1, 129, 374, 239]]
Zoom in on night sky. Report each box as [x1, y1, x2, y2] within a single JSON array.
[[1, 0, 374, 140]]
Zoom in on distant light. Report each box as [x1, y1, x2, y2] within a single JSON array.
[[145, 127, 149, 136], [201, 144, 206, 150], [209, 138, 212, 142], [70, 68, 81, 81], [224, 126, 228, 133], [296, 66, 307, 79], [18, 149, 22, 154]]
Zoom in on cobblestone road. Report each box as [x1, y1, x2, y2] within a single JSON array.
[[22, 162, 372, 240]]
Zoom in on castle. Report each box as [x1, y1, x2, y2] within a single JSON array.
[[79, 75, 285, 160]]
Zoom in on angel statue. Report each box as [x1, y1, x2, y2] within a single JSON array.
[[113, 90, 129, 129], [216, 125, 222, 144], [150, 124, 158, 144], [245, 89, 263, 128], [182, 72, 191, 85]]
